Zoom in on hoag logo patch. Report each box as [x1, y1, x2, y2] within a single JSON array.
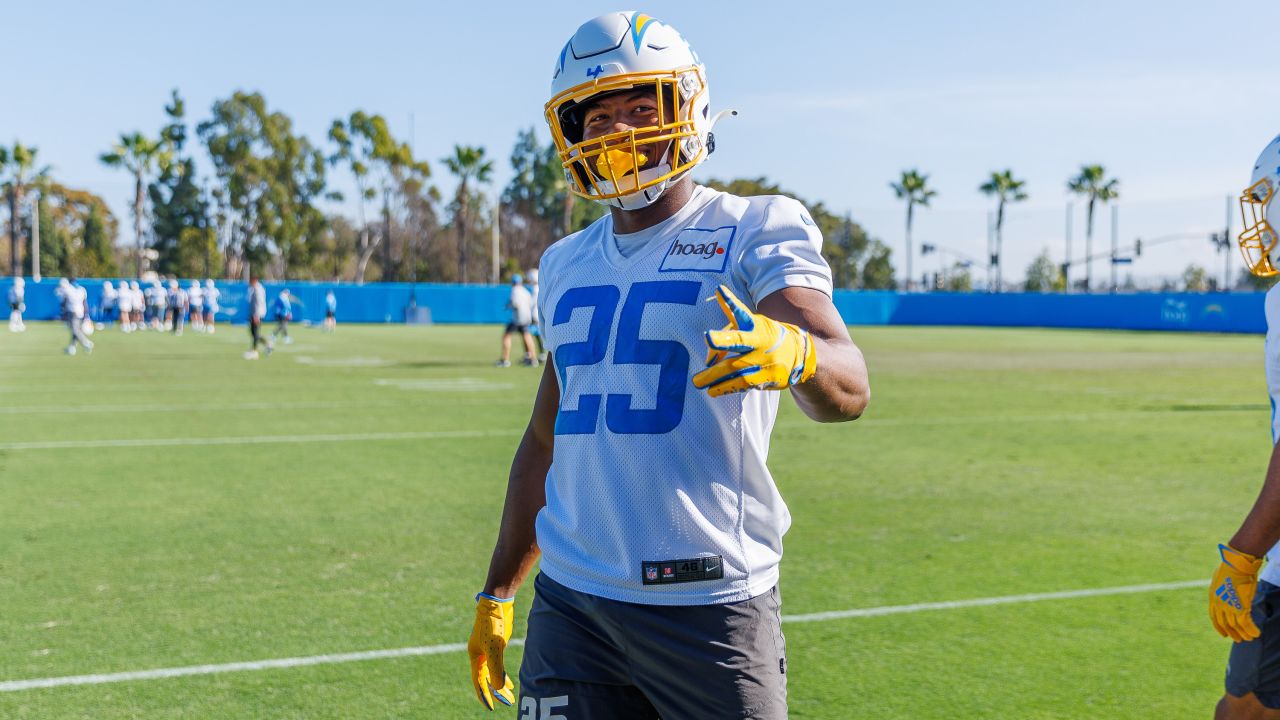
[[659, 226, 736, 273]]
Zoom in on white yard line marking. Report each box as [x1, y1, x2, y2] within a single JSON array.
[[0, 429, 522, 451], [0, 400, 405, 415], [0, 579, 1202, 693], [781, 579, 1204, 622], [0, 640, 524, 692]]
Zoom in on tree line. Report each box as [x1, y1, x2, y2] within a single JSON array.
[[0, 90, 901, 289]]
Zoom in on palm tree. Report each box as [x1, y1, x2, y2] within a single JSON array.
[[100, 132, 169, 276], [1066, 165, 1119, 292], [890, 169, 937, 290], [979, 170, 1029, 292], [0, 142, 49, 276], [444, 145, 494, 283]]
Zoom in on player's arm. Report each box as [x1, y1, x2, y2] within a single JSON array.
[[757, 287, 869, 423], [693, 283, 869, 423], [1228, 440, 1280, 557], [482, 358, 558, 597], [468, 359, 557, 710], [1210, 440, 1280, 642]]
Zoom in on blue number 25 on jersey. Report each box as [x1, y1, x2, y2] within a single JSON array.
[[552, 280, 701, 436]]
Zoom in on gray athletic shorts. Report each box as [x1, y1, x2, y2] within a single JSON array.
[[1226, 580, 1280, 707], [518, 572, 787, 719]]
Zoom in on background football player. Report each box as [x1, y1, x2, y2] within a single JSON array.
[[468, 12, 870, 718], [1211, 134, 1280, 720]]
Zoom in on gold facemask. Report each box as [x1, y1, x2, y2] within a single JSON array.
[[544, 68, 705, 202], [1239, 178, 1279, 277]]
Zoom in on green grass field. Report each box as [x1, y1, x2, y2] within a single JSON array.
[[0, 320, 1268, 718]]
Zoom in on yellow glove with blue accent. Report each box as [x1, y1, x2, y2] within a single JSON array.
[[1210, 544, 1264, 643], [468, 593, 516, 710], [692, 285, 817, 397]]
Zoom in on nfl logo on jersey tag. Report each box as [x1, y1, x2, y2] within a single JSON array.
[[659, 226, 736, 273]]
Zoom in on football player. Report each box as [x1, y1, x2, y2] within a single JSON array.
[[188, 280, 204, 332], [7, 277, 25, 332], [467, 12, 870, 719], [57, 277, 93, 355], [1211, 134, 1280, 720], [527, 269, 546, 361], [244, 276, 271, 359], [496, 274, 537, 367], [167, 279, 188, 336], [100, 280, 118, 328], [323, 290, 337, 333], [271, 288, 293, 345], [204, 279, 220, 333]]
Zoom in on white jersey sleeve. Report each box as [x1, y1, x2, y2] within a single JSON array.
[[732, 196, 833, 305]]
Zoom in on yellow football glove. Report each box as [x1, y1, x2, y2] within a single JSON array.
[[692, 285, 817, 397], [1210, 544, 1264, 643], [468, 593, 516, 710]]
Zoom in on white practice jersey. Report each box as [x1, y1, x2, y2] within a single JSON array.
[[8, 285, 22, 305], [188, 286, 204, 308], [534, 184, 833, 606], [102, 286, 118, 309], [509, 285, 534, 326], [249, 284, 266, 321], [1262, 285, 1280, 584], [205, 286, 220, 312], [60, 285, 87, 318]]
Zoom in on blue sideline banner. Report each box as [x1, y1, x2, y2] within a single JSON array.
[[0, 277, 1266, 333]]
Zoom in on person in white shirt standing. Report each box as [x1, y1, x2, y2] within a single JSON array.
[[244, 276, 271, 359], [204, 279, 220, 334], [118, 280, 135, 332], [8, 277, 25, 332], [527, 268, 546, 361], [467, 13, 870, 718], [100, 281, 118, 328], [57, 277, 93, 355], [167, 280, 188, 336], [496, 274, 537, 367], [187, 280, 204, 332]]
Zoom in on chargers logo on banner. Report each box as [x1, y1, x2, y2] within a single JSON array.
[[659, 226, 736, 273]]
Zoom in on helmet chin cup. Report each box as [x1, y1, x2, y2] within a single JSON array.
[[597, 164, 676, 210]]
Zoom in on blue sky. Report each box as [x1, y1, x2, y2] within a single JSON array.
[[6, 1, 1279, 285]]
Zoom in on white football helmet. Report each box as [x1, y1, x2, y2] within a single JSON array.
[[546, 11, 721, 211], [1240, 134, 1280, 277]]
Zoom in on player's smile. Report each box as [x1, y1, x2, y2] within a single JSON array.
[[579, 90, 673, 181]]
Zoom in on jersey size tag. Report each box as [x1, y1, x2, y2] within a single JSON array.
[[641, 556, 724, 585], [658, 226, 736, 273]]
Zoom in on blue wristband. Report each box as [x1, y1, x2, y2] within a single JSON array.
[[476, 592, 514, 603]]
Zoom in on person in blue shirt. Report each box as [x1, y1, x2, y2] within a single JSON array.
[[323, 290, 337, 333], [271, 289, 293, 345]]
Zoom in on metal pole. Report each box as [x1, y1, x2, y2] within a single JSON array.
[[1110, 204, 1118, 293], [1225, 194, 1233, 291], [1064, 202, 1073, 292], [987, 210, 995, 292], [491, 198, 500, 285], [30, 191, 40, 282]]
